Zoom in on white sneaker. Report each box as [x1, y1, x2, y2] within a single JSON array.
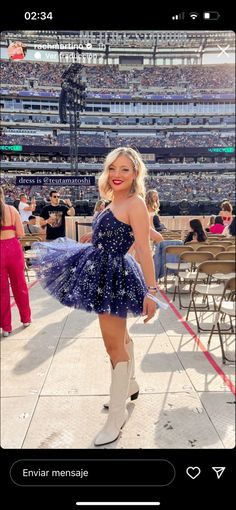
[[23, 323, 31, 328], [2, 331, 10, 337]]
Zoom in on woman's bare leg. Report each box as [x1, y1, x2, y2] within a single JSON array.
[[99, 314, 129, 367]]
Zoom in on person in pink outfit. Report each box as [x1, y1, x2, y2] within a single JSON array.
[[209, 216, 225, 234], [0, 187, 31, 337]]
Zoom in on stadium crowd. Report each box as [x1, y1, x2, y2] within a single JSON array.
[[1, 173, 235, 212], [1, 132, 235, 148], [1, 62, 234, 93]]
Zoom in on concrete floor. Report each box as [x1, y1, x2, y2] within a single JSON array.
[[1, 273, 235, 450]]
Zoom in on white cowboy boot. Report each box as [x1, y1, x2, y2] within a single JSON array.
[[94, 361, 131, 447], [103, 339, 139, 409]]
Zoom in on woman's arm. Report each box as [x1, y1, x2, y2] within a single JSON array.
[[128, 198, 157, 323], [14, 208, 25, 237], [129, 228, 163, 261], [149, 213, 154, 229], [129, 198, 156, 285], [80, 231, 92, 243], [127, 241, 136, 255], [150, 227, 163, 243]]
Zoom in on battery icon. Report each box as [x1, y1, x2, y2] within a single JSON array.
[[203, 11, 220, 20]]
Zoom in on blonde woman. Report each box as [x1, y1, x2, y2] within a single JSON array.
[[145, 189, 164, 232], [93, 199, 106, 216], [33, 147, 164, 447], [92, 199, 107, 226]]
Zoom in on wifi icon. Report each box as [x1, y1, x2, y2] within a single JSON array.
[[189, 12, 199, 19]]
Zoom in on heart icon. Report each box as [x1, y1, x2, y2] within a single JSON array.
[[186, 466, 201, 479]]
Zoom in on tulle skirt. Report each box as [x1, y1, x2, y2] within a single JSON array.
[[32, 237, 147, 318]]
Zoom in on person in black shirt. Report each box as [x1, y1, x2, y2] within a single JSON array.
[[40, 190, 75, 240]]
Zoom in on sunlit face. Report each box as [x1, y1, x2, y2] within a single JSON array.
[[108, 155, 136, 194], [152, 192, 159, 203], [99, 202, 105, 211], [50, 193, 60, 205]]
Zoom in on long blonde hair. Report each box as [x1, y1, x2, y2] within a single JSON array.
[[145, 189, 160, 213], [98, 147, 147, 200], [93, 199, 106, 214]]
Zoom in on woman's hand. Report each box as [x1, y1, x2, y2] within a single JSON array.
[[142, 294, 157, 323], [80, 232, 92, 243]]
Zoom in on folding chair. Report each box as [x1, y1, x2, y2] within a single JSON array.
[[196, 245, 226, 256], [208, 237, 226, 242], [176, 251, 214, 308], [163, 245, 194, 295], [207, 233, 225, 238], [208, 240, 233, 248], [20, 238, 41, 281], [207, 276, 236, 364], [185, 242, 209, 251], [21, 234, 44, 242], [162, 232, 182, 240], [186, 260, 235, 332], [226, 246, 236, 252], [215, 252, 236, 261]]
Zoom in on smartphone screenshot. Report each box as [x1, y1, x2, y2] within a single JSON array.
[[0, 7, 235, 509]]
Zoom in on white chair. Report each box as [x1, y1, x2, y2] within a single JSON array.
[[176, 251, 214, 309], [186, 260, 235, 333]]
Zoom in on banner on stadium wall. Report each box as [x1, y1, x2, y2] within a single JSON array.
[[15, 176, 95, 186]]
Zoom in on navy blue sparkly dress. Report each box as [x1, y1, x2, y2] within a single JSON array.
[[32, 208, 148, 318]]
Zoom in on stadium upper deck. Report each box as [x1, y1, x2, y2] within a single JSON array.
[[0, 30, 235, 185], [1, 62, 235, 93], [1, 30, 235, 52]]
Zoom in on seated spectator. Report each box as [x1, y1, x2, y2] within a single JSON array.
[[184, 219, 207, 244], [205, 215, 215, 232], [223, 216, 236, 237], [209, 216, 225, 234], [219, 200, 233, 226], [24, 215, 45, 237]]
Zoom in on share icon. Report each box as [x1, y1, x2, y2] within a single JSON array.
[[212, 467, 226, 479]]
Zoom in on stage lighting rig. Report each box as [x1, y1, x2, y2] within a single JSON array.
[[59, 63, 87, 181]]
